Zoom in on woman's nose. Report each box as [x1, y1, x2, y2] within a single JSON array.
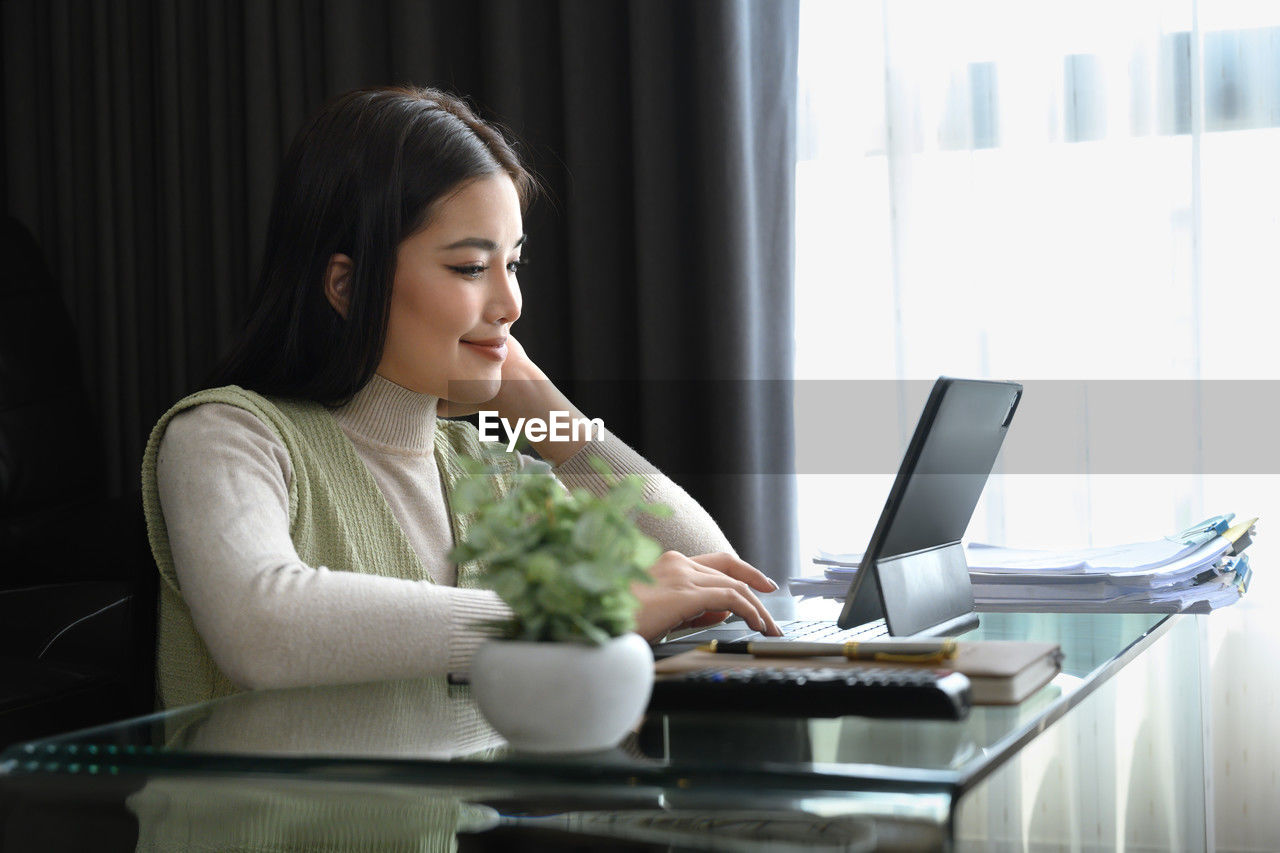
[[489, 271, 521, 325]]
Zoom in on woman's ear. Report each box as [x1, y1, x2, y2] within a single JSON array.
[[324, 254, 354, 318]]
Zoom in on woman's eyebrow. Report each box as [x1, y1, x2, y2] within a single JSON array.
[[439, 234, 527, 252]]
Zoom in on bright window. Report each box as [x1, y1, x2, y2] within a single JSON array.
[[793, 1, 1279, 842]]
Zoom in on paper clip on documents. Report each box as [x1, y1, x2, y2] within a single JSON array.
[[1169, 514, 1235, 547]]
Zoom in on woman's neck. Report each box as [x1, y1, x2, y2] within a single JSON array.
[[332, 373, 440, 454]]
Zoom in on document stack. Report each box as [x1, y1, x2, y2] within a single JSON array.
[[793, 515, 1257, 614]]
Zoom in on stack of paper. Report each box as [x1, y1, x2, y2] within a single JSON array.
[[792, 515, 1257, 614]]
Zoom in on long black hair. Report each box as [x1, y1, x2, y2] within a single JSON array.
[[206, 86, 537, 405]]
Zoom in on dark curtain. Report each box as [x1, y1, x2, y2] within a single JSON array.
[[1, 0, 799, 581]]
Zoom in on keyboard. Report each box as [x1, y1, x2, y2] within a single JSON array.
[[774, 618, 890, 642], [648, 665, 972, 719], [651, 617, 894, 660]]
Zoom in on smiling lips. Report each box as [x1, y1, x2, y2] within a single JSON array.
[[461, 337, 508, 360]]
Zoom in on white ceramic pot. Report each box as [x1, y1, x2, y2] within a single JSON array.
[[470, 633, 654, 753]]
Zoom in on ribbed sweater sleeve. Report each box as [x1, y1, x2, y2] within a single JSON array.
[[548, 427, 736, 558], [156, 404, 511, 687]]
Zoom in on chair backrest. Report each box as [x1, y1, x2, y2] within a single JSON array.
[[0, 217, 157, 725], [1, 216, 106, 584]]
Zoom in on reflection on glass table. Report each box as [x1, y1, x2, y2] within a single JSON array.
[[0, 612, 1190, 851]]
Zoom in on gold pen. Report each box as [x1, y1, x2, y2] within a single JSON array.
[[697, 639, 958, 664]]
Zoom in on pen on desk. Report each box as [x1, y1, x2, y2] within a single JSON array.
[[697, 639, 959, 664]]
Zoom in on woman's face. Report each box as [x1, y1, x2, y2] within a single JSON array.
[[377, 173, 524, 402]]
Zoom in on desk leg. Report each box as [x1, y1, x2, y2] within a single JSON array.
[[1196, 614, 1215, 853], [954, 614, 1209, 852]]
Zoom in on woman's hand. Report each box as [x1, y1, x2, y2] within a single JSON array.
[[631, 551, 783, 641]]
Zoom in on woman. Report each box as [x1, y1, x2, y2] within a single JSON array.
[[141, 86, 780, 710]]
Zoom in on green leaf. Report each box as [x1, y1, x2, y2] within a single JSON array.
[[571, 509, 609, 553], [568, 561, 617, 594], [535, 580, 583, 615], [639, 502, 674, 518], [522, 613, 547, 641], [587, 456, 618, 486], [570, 614, 612, 646], [606, 477, 644, 509], [491, 571, 528, 604], [448, 542, 481, 563], [631, 535, 662, 572], [549, 617, 582, 643], [523, 552, 560, 585]]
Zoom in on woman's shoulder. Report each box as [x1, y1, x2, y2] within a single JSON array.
[[158, 385, 292, 427], [146, 396, 294, 563], [162, 398, 283, 447], [155, 398, 290, 482], [150, 396, 295, 509], [150, 385, 333, 446], [149, 387, 299, 470]]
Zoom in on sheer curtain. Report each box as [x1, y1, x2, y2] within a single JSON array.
[[795, 1, 1278, 848]]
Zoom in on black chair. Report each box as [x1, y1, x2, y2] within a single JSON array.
[[0, 217, 157, 750]]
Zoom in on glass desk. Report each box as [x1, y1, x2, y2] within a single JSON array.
[[0, 612, 1208, 852]]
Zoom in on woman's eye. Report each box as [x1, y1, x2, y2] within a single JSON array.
[[507, 258, 529, 274], [449, 264, 487, 279]]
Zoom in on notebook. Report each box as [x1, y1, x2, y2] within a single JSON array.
[[653, 640, 1061, 705], [655, 376, 1024, 659]]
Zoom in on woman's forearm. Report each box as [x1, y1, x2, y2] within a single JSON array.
[[550, 427, 737, 558]]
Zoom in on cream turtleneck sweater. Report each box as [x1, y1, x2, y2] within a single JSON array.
[[154, 374, 734, 689]]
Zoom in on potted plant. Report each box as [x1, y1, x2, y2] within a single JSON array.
[[448, 456, 670, 753]]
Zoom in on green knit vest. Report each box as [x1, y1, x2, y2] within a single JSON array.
[[140, 385, 519, 710]]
